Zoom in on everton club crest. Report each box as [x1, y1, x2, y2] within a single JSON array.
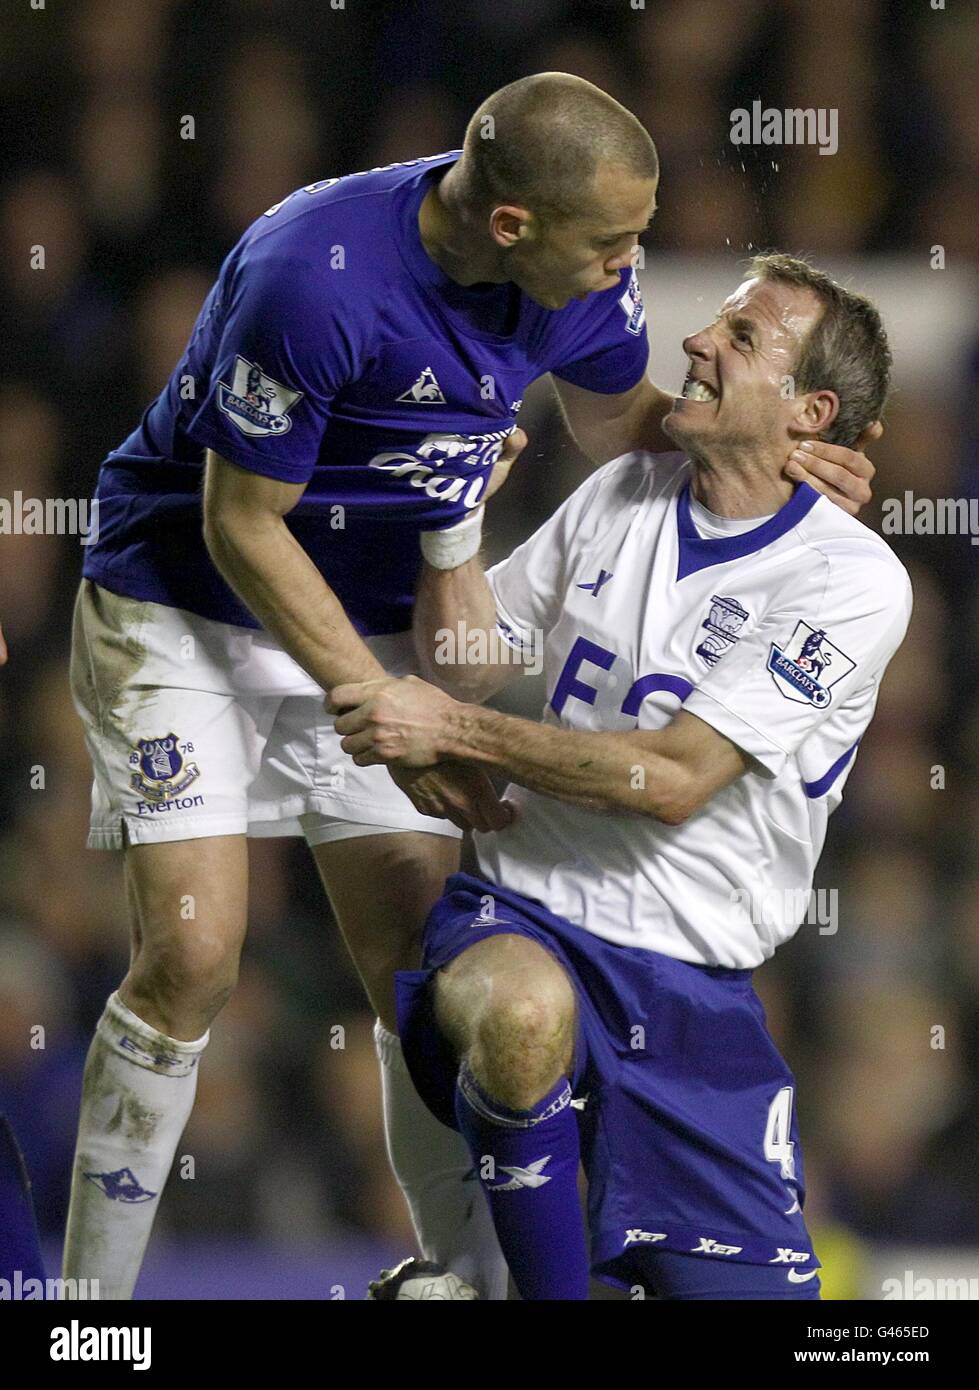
[[129, 734, 200, 801]]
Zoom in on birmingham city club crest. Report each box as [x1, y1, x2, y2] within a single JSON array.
[[217, 355, 303, 437], [767, 620, 856, 707], [696, 595, 750, 667], [130, 733, 200, 800]]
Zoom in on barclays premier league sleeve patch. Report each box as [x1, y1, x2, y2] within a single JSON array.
[[767, 620, 856, 708], [217, 355, 304, 437], [618, 268, 645, 336]]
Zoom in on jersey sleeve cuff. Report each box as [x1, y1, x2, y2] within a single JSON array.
[[187, 422, 317, 485], [683, 689, 789, 779], [551, 343, 650, 395], [487, 574, 538, 655]]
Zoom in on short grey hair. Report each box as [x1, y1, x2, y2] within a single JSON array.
[[747, 252, 892, 448]]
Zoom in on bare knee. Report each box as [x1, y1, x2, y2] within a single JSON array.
[[121, 837, 248, 1039], [435, 936, 576, 1111], [130, 927, 239, 1011], [123, 929, 241, 1039]]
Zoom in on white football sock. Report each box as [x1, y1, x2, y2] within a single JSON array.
[[62, 991, 208, 1299], [374, 1019, 509, 1301]]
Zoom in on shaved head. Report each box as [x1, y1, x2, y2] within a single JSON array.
[[422, 73, 658, 310], [456, 72, 658, 223]]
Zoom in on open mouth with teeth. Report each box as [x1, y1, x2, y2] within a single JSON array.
[[680, 376, 719, 403]]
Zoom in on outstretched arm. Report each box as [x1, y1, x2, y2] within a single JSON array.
[[331, 676, 751, 826]]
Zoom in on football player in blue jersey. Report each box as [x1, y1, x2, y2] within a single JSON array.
[[63, 73, 876, 1300]]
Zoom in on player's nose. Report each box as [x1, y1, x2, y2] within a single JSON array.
[[682, 327, 713, 361]]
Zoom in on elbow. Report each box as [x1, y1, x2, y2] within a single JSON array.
[[415, 640, 461, 695], [202, 503, 249, 576], [642, 767, 702, 826], [415, 628, 510, 702], [422, 659, 497, 704], [202, 503, 230, 563]]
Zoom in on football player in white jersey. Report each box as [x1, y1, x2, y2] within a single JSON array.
[[332, 254, 911, 1299]]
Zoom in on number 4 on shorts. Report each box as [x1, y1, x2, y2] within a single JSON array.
[[764, 1086, 797, 1182]]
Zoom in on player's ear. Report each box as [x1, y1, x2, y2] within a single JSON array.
[[793, 388, 839, 439], [489, 204, 533, 248]]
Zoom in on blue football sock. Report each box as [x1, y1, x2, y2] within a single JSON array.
[[454, 1062, 589, 1300]]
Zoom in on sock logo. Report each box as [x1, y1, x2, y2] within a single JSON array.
[[120, 1035, 183, 1069], [82, 1167, 157, 1203], [116, 1033, 200, 1077], [487, 1156, 552, 1192]]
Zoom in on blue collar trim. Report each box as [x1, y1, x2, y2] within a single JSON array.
[[676, 480, 821, 579]]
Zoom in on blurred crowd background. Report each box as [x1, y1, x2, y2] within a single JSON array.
[[1, 0, 977, 1298]]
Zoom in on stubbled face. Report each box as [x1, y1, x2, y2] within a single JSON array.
[[501, 166, 657, 310], [663, 277, 826, 462]]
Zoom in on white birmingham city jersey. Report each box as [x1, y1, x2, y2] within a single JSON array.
[[475, 451, 912, 968]]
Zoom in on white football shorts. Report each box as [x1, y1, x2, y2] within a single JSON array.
[[70, 579, 462, 850]]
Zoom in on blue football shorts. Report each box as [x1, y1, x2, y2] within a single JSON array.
[[396, 872, 821, 1299]]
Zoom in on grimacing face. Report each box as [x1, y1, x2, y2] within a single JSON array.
[[501, 166, 658, 310], [663, 276, 834, 461]]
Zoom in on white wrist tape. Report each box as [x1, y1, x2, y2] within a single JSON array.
[[420, 506, 484, 569]]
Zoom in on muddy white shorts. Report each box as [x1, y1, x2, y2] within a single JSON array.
[[70, 580, 462, 850]]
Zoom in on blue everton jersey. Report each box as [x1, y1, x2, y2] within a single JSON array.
[[83, 151, 649, 634]]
